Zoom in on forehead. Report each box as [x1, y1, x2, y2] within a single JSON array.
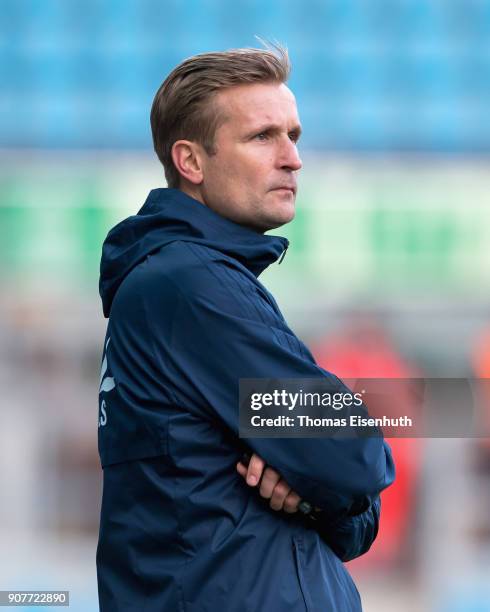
[[215, 82, 300, 131]]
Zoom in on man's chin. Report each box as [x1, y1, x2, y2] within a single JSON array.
[[261, 205, 295, 232]]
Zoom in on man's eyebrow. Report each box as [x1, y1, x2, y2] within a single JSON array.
[[244, 123, 303, 138]]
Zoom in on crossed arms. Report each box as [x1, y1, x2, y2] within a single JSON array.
[[147, 254, 394, 561], [236, 452, 381, 563]]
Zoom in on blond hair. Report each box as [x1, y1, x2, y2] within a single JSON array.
[[150, 44, 290, 188]]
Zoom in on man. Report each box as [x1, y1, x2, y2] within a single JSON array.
[[97, 45, 395, 611]]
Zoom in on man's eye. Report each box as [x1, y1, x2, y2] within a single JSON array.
[[289, 133, 299, 143], [254, 132, 268, 141]]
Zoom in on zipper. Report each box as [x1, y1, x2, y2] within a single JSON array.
[[278, 243, 289, 264]]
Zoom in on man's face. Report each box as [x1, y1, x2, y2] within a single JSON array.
[[199, 82, 302, 233]]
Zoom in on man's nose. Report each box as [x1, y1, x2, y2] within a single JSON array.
[[278, 136, 302, 172]]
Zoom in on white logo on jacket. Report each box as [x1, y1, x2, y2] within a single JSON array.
[[99, 337, 115, 427]]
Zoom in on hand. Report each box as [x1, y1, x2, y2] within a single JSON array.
[[236, 453, 301, 513]]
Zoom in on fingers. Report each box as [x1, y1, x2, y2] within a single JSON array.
[[236, 453, 301, 513], [239, 453, 265, 486], [259, 467, 281, 499], [237, 455, 301, 514], [283, 490, 301, 513], [269, 479, 292, 511], [236, 456, 280, 496], [236, 461, 248, 478]]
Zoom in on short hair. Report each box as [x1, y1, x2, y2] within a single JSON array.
[[150, 44, 291, 188]]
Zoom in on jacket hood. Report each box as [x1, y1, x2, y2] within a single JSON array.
[[99, 188, 289, 317]]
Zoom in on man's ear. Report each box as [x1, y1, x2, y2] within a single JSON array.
[[171, 140, 204, 185]]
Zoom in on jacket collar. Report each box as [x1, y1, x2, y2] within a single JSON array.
[[99, 188, 289, 317]]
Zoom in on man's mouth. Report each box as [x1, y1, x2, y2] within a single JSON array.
[[271, 186, 296, 195]]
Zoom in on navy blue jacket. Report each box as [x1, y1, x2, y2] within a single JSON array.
[[97, 188, 395, 612]]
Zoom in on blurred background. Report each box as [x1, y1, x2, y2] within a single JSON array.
[[1, 1, 490, 610]]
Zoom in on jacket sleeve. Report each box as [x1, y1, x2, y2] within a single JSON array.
[[313, 496, 381, 562], [148, 254, 395, 524]]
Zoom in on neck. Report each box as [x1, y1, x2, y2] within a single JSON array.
[[177, 182, 206, 207], [175, 182, 268, 235]]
